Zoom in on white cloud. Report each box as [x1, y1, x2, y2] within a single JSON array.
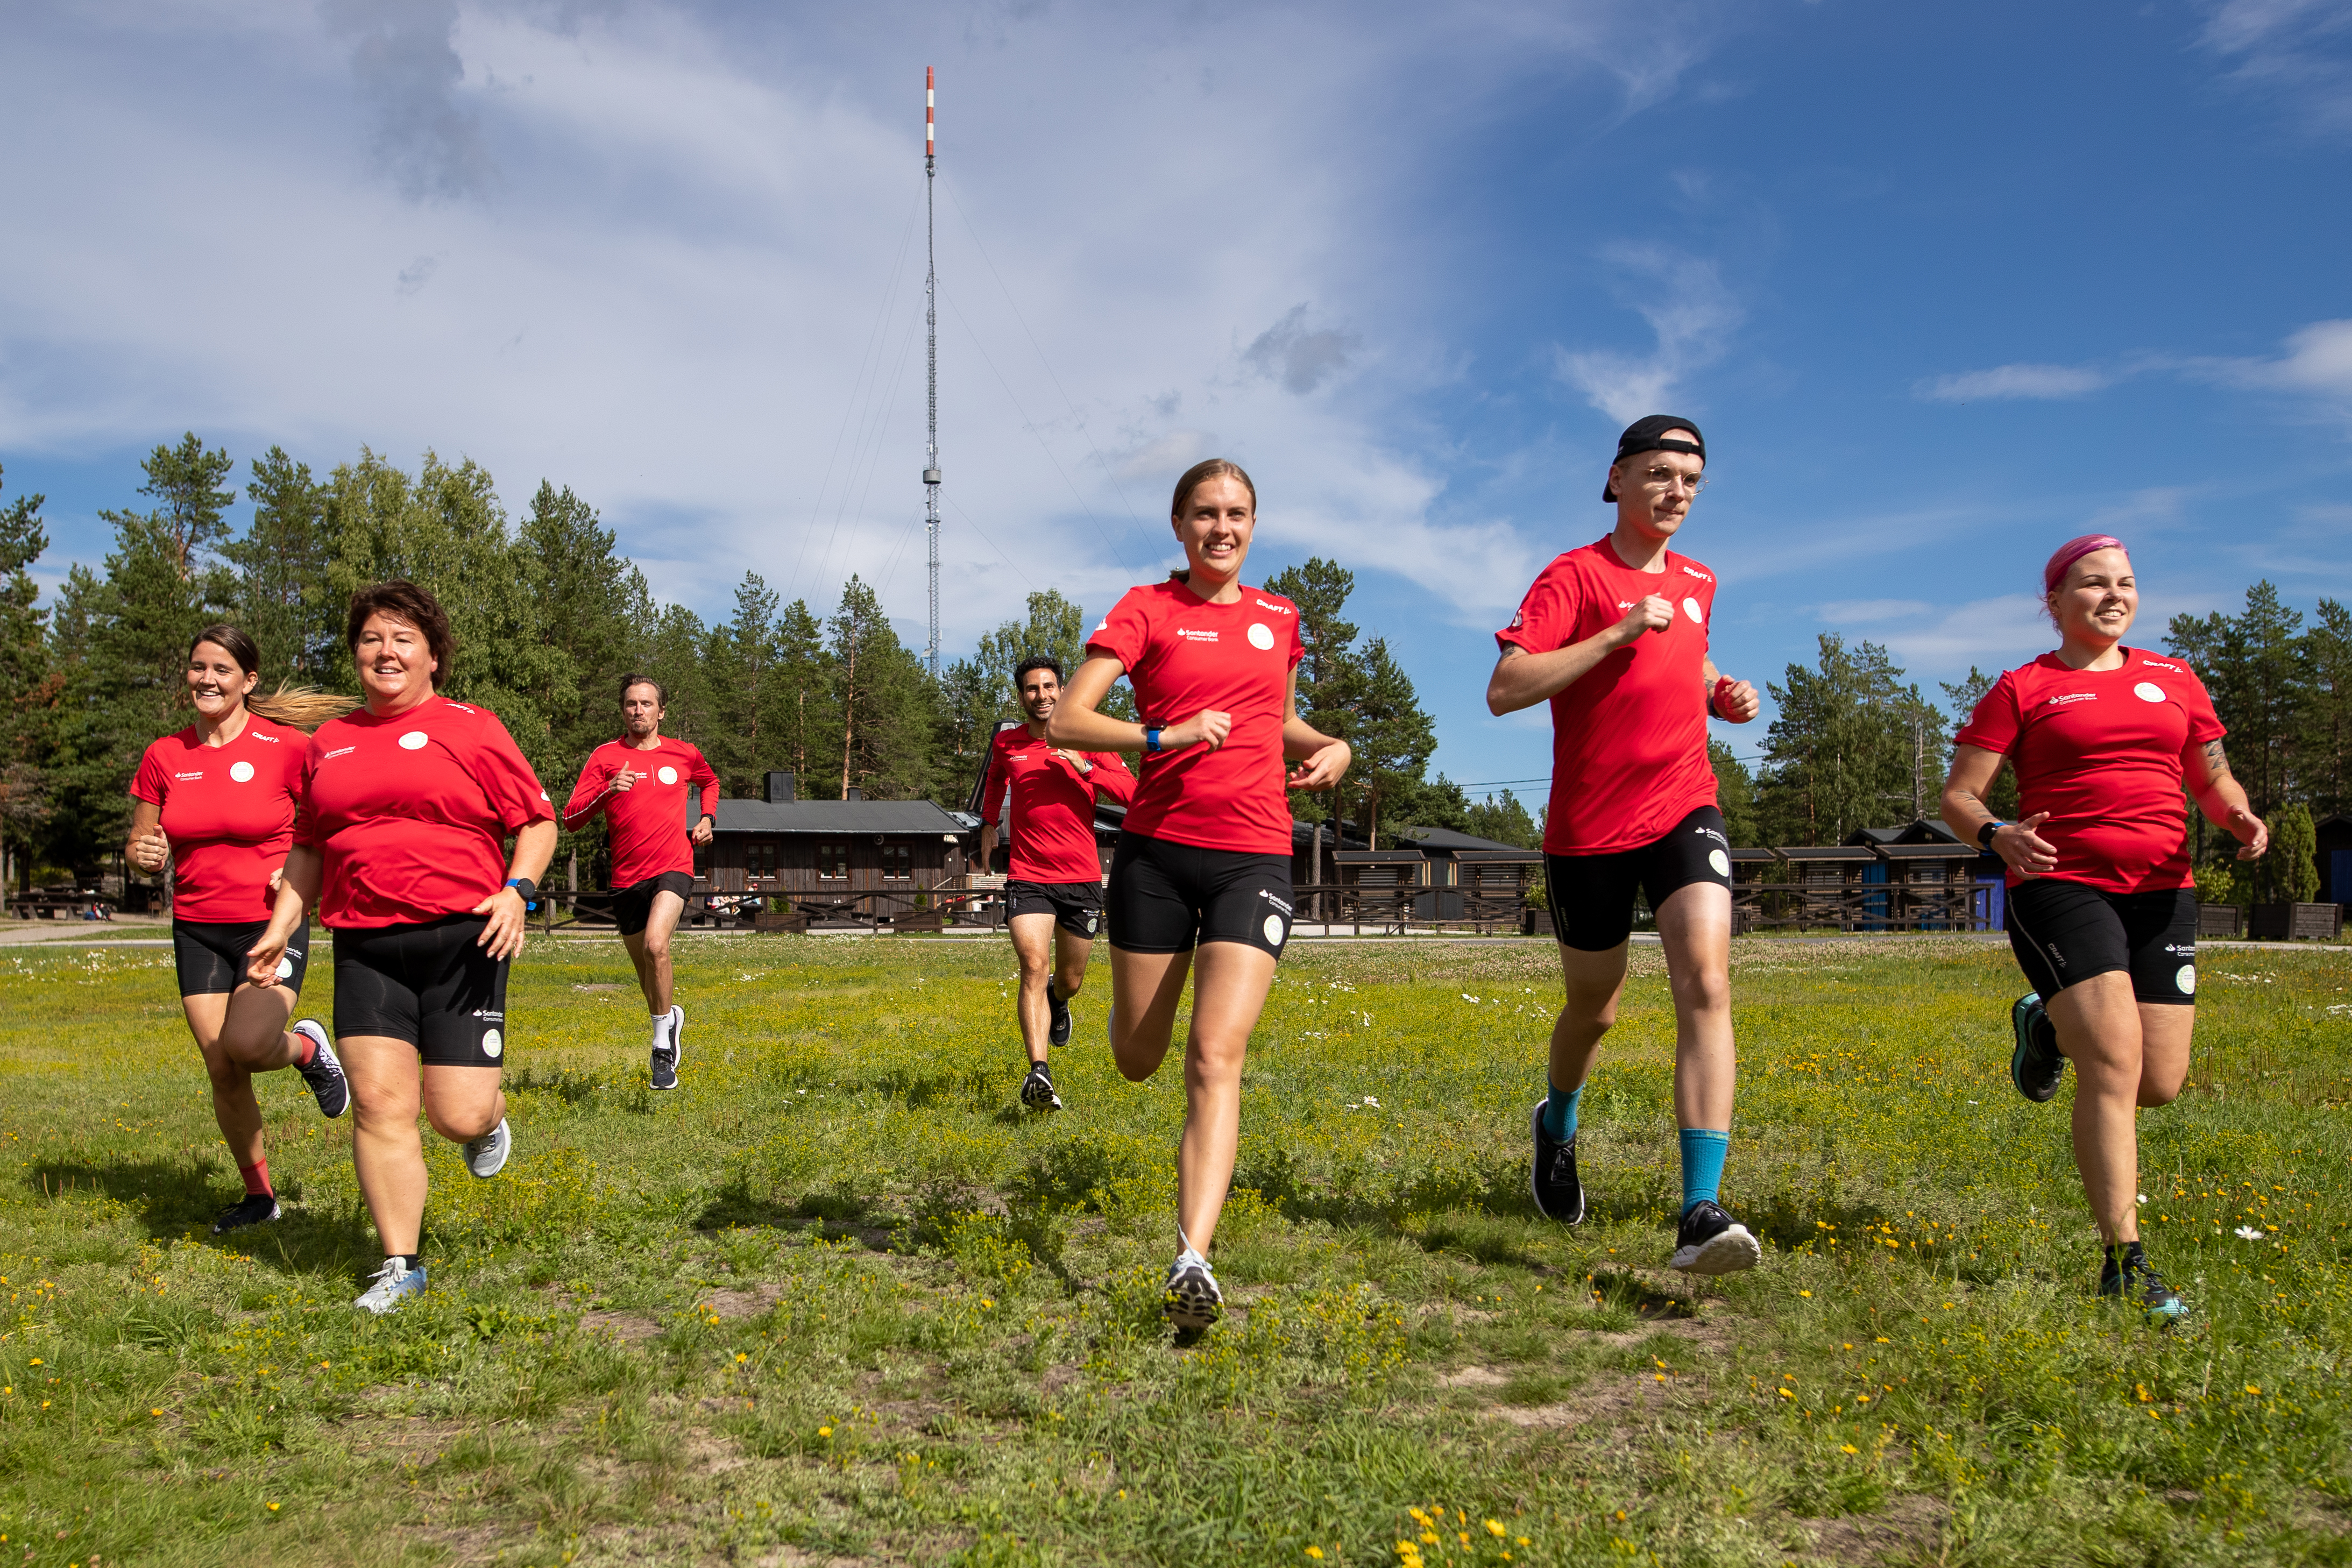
[[1553, 245, 1741, 423], [2196, 0, 2352, 136], [2236, 318, 2352, 396], [1914, 363, 2114, 402], [1242, 307, 1361, 395]]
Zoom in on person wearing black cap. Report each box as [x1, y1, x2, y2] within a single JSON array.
[[1487, 415, 1765, 1275]]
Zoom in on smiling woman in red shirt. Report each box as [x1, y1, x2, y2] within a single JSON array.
[[126, 624, 357, 1236], [246, 581, 557, 1316], [1046, 458, 1351, 1331], [1943, 535, 2266, 1325]]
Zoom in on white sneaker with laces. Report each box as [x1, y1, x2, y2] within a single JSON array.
[[353, 1256, 427, 1314], [463, 1117, 511, 1179]]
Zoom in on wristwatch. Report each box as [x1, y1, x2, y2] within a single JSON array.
[[506, 877, 539, 906], [1976, 821, 2005, 849]]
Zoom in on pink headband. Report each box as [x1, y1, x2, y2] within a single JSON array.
[[2043, 534, 2127, 596]]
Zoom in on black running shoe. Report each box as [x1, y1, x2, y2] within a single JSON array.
[[1163, 1255, 1223, 1330], [1046, 982, 1073, 1048], [1528, 1098, 1585, 1224], [1668, 1199, 1761, 1275], [1019, 1063, 1063, 1112], [292, 1019, 348, 1119], [650, 1005, 682, 1092], [2100, 1242, 2187, 1326], [211, 1193, 281, 1235], [2010, 993, 2064, 1103]]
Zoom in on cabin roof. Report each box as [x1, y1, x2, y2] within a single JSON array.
[[713, 798, 970, 837]]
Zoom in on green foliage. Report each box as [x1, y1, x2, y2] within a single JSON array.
[[1709, 737, 1756, 846], [1939, 665, 2018, 820], [0, 465, 52, 889], [2265, 801, 2319, 905], [1463, 787, 1540, 849], [1756, 634, 1945, 844]]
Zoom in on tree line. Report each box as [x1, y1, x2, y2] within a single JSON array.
[[0, 438, 1542, 893]]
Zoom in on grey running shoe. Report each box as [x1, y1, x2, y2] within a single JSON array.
[[463, 1117, 511, 1179], [210, 1193, 281, 1235], [1528, 1099, 1585, 1224], [1668, 1200, 1762, 1276], [2010, 993, 2064, 1103], [353, 1257, 427, 1315], [1019, 1063, 1063, 1112], [651, 1006, 682, 1092], [1047, 982, 1073, 1048], [1163, 1255, 1223, 1330], [292, 1019, 348, 1118]]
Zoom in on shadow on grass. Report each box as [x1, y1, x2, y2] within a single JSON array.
[[24, 1154, 377, 1275]]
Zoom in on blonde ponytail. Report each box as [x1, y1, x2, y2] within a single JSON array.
[[247, 684, 359, 732]]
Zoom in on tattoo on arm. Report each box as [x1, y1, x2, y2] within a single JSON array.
[[2202, 740, 2229, 777]]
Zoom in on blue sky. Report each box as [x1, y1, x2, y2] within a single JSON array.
[[2, 0, 2347, 797]]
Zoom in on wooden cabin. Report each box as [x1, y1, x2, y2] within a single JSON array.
[[703, 771, 972, 897], [1727, 847, 1780, 934]]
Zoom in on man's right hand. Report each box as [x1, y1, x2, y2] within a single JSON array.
[[1614, 596, 1674, 644], [611, 765, 641, 793]]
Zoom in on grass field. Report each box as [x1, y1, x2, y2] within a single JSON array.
[[3, 931, 2350, 1567]]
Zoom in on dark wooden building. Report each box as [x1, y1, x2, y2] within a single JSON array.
[[702, 771, 972, 897]]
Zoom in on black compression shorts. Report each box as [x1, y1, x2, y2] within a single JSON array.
[[2006, 879, 2197, 1005], [1106, 832, 1293, 958], [332, 915, 512, 1066], [172, 919, 310, 998], [1005, 878, 1103, 939], [1545, 805, 1732, 952], [614, 871, 695, 937]]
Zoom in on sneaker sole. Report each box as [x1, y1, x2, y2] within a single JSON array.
[[1020, 1078, 1063, 1112], [1669, 1223, 1762, 1275], [2010, 996, 2060, 1103], [1527, 1101, 1585, 1225], [1164, 1279, 1222, 1330], [294, 1021, 349, 1119]]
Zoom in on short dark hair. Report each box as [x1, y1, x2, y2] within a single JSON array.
[[1015, 655, 1064, 687], [345, 580, 454, 690], [188, 623, 260, 675], [619, 673, 667, 706]]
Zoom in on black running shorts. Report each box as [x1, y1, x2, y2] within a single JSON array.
[[613, 871, 695, 937], [1545, 805, 1733, 952], [172, 919, 310, 998], [1005, 878, 1103, 939], [1106, 832, 1293, 958], [2006, 879, 2197, 1006], [332, 915, 512, 1066]]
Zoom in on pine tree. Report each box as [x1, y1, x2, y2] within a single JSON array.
[[1710, 737, 1757, 847], [1938, 666, 2018, 821], [0, 467, 53, 890], [827, 576, 932, 800], [1755, 634, 1937, 843], [225, 448, 338, 684], [1464, 789, 1540, 849], [1345, 637, 1435, 849]]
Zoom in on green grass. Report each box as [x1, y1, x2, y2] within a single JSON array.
[[2, 932, 2350, 1566]]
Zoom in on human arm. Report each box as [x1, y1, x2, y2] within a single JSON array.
[[1701, 656, 1760, 723], [2181, 737, 2268, 860], [1080, 749, 1138, 805], [690, 755, 719, 847], [1281, 670, 1350, 791], [470, 819, 559, 960], [1940, 745, 2057, 877], [245, 845, 324, 987], [1486, 597, 1673, 715], [126, 799, 169, 875], [559, 754, 619, 832], [1045, 654, 1234, 753]]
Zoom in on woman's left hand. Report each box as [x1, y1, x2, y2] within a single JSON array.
[[471, 886, 531, 960], [2228, 806, 2269, 860], [1287, 739, 1351, 791], [1711, 677, 1760, 722]]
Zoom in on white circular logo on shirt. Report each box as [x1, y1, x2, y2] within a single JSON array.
[[275, 955, 293, 980], [1248, 623, 1276, 651], [2176, 964, 2196, 996], [1682, 597, 1704, 624], [2135, 682, 2167, 703], [657, 765, 679, 785], [398, 731, 429, 750], [1262, 913, 1286, 947], [1709, 848, 1730, 878], [228, 760, 256, 783], [481, 1028, 504, 1060]]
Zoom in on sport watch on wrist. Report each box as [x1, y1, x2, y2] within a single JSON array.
[[505, 877, 539, 906], [1976, 821, 2005, 849]]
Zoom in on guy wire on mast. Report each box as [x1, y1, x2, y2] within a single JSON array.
[[923, 66, 941, 677]]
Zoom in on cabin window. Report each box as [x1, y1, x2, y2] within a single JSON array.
[[880, 843, 912, 881], [817, 842, 851, 881], [748, 842, 778, 879]]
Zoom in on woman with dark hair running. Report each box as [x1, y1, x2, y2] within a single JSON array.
[[247, 581, 557, 1314], [1047, 459, 1351, 1329], [127, 626, 355, 1234], [1942, 535, 2265, 1324]]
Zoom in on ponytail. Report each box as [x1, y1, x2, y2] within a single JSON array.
[[247, 684, 359, 732]]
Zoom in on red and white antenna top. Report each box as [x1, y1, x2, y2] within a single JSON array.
[[925, 66, 935, 159]]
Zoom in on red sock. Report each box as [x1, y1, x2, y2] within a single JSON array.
[[289, 1031, 316, 1067], [239, 1158, 271, 1197]]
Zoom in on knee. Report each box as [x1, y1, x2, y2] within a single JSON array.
[[1560, 996, 1618, 1034], [639, 935, 670, 965], [202, 1055, 247, 1092], [1018, 960, 1049, 984], [1057, 967, 1085, 996], [2138, 1077, 2183, 1110], [1672, 966, 1731, 1016], [424, 1103, 499, 1142]]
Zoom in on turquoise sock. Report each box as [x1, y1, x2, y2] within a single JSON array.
[[1679, 1128, 1730, 1214], [1540, 1081, 1582, 1141]]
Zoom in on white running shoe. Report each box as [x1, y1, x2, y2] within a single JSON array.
[[463, 1117, 511, 1179], [1667, 1200, 1762, 1275], [292, 1019, 348, 1118], [353, 1256, 427, 1314], [650, 1006, 682, 1091], [1163, 1253, 1223, 1330]]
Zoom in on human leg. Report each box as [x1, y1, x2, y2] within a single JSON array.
[[182, 992, 265, 1174], [1053, 921, 1093, 1001], [1009, 912, 1057, 1063], [2046, 971, 2146, 1245], [1174, 941, 1279, 1256], [340, 1034, 429, 1255], [1653, 878, 1735, 1132], [632, 889, 686, 1018], [1108, 946, 1193, 1079]]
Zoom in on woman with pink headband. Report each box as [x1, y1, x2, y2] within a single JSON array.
[[1940, 534, 2265, 1324]]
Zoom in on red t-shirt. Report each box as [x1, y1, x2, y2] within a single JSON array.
[[129, 716, 308, 923], [1496, 538, 1719, 855], [1952, 647, 2225, 893], [1086, 578, 1305, 856], [562, 737, 720, 888], [296, 696, 555, 928], [979, 723, 1137, 883]]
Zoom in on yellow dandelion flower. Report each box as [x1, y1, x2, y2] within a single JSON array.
[[1486, 1520, 1506, 1536], [1799, 1290, 1812, 1298], [818, 1426, 833, 1437], [1840, 1444, 1858, 1455], [1306, 1550, 1323, 1560], [266, 1502, 280, 1513]]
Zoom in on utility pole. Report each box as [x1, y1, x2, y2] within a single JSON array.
[[922, 66, 942, 678]]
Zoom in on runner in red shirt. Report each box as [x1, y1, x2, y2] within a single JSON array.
[[562, 676, 719, 1091], [125, 625, 355, 1235], [246, 581, 557, 1316], [977, 655, 1137, 1111], [1048, 458, 1351, 1330], [1487, 415, 1765, 1277], [1943, 534, 2265, 1324]]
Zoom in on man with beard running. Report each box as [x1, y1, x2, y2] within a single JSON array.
[[562, 675, 719, 1091], [980, 655, 1136, 1111]]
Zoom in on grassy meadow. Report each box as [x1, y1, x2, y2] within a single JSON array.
[[2, 930, 2350, 1566]]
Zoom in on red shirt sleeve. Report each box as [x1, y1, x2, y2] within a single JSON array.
[[980, 732, 1011, 824], [1952, 670, 2023, 755], [473, 712, 556, 833], [1497, 558, 1582, 656], [562, 749, 618, 831], [1085, 588, 1151, 672], [129, 738, 170, 807], [1086, 750, 1137, 805], [688, 747, 720, 819]]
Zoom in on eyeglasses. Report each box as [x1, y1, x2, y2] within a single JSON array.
[[1637, 467, 1707, 494]]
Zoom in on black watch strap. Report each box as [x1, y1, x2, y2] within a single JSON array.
[[1976, 820, 2004, 849]]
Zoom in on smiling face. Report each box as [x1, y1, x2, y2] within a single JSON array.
[[186, 641, 258, 721], [1607, 431, 1705, 541], [353, 612, 438, 711], [1018, 667, 1061, 724], [1172, 473, 1256, 581], [621, 682, 664, 739], [2049, 547, 2137, 645]]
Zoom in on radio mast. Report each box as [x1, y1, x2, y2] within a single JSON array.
[[922, 66, 941, 677]]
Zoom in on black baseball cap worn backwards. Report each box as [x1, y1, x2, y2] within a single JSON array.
[[1604, 414, 1707, 503]]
